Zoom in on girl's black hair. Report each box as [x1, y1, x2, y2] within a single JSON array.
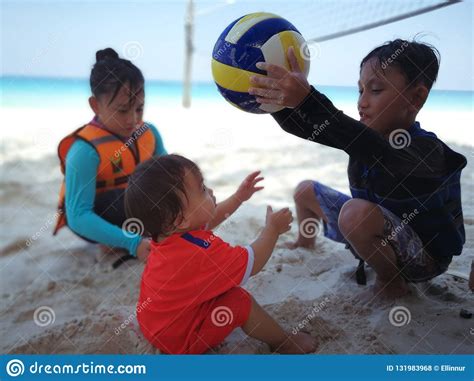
[[90, 47, 144, 105], [360, 39, 440, 90]]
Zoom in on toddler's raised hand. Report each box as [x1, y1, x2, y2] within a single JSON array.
[[235, 170, 264, 202], [265, 206, 293, 235]]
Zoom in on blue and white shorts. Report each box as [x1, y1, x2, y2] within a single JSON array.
[[313, 181, 451, 283]]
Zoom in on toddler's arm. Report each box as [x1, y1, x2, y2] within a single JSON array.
[[250, 206, 292, 275], [207, 171, 263, 230]]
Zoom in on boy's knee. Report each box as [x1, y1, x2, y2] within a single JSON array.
[[338, 199, 379, 239], [293, 180, 316, 202]]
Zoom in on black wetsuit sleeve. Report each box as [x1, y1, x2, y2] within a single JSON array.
[[272, 86, 447, 177]]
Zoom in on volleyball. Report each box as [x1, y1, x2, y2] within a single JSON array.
[[211, 12, 310, 114]]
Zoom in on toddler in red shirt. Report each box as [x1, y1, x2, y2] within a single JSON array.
[[125, 154, 317, 354]]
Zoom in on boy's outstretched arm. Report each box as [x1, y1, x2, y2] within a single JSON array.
[[250, 206, 293, 275], [248, 47, 387, 159], [250, 47, 443, 173], [207, 171, 264, 230]]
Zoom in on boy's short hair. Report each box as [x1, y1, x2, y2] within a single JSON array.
[[361, 38, 440, 91], [124, 154, 201, 240]]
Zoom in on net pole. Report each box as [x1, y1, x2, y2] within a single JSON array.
[[183, 0, 194, 108]]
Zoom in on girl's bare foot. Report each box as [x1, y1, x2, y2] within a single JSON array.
[[273, 332, 317, 354]]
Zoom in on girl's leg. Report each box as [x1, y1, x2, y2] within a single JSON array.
[[94, 189, 127, 225], [242, 296, 317, 354], [94, 189, 134, 262], [288, 180, 329, 250]]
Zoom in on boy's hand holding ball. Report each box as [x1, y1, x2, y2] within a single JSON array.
[[249, 47, 311, 109]]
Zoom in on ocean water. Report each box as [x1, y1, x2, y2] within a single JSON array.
[[0, 76, 473, 163], [2, 76, 473, 111]]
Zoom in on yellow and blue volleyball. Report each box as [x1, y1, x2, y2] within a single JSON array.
[[211, 12, 310, 114]]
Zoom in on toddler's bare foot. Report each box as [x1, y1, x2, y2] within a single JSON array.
[[273, 332, 317, 354]]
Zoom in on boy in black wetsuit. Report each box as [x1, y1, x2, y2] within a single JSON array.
[[249, 39, 466, 298]]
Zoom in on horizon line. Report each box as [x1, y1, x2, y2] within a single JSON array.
[[0, 75, 472, 93]]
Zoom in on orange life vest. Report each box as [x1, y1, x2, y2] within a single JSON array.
[[53, 122, 156, 235]]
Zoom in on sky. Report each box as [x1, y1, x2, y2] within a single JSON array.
[[1, 0, 473, 90]]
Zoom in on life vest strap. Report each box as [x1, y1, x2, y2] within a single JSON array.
[[96, 175, 129, 189], [89, 135, 121, 147]]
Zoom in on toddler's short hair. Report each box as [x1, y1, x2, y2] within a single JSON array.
[[125, 154, 201, 240]]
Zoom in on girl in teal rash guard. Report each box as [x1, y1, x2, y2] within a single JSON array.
[[53, 48, 167, 262]]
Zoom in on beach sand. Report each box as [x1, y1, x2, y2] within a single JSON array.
[[1, 103, 473, 354]]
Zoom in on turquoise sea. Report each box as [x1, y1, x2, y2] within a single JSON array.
[[1, 76, 472, 164], [1, 76, 473, 112]]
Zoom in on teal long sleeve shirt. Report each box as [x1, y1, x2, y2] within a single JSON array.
[[64, 122, 167, 256]]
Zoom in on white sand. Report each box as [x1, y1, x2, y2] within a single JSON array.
[[1, 102, 473, 354]]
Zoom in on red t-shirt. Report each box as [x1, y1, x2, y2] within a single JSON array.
[[137, 229, 254, 347]]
